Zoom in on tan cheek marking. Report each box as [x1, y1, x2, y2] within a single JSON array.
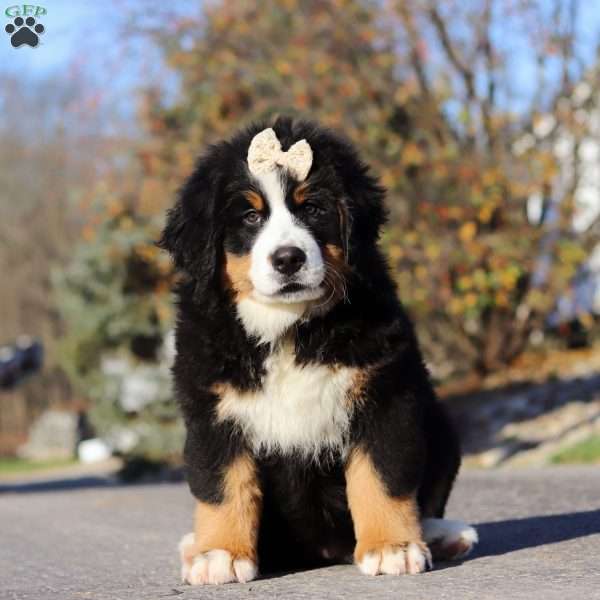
[[224, 252, 253, 299], [194, 454, 262, 561], [324, 243, 344, 262], [321, 243, 350, 306], [244, 190, 264, 211], [293, 182, 309, 205], [346, 449, 423, 563]]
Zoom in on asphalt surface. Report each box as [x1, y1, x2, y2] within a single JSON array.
[[1, 467, 599, 600]]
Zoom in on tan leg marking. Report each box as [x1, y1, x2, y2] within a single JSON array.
[[194, 454, 262, 560], [181, 454, 262, 585], [346, 449, 431, 575]]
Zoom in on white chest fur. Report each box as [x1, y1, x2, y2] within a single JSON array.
[[216, 342, 358, 460]]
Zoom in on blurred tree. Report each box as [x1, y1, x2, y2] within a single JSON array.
[[384, 0, 599, 377], [55, 0, 600, 462], [0, 73, 113, 452], [56, 0, 409, 459], [53, 191, 180, 460]]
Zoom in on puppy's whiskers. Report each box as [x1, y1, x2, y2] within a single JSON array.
[[324, 260, 348, 303], [310, 260, 348, 313]]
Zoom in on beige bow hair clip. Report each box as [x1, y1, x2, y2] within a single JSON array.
[[247, 128, 313, 182]]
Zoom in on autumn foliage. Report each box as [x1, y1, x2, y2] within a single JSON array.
[[54, 0, 598, 454]]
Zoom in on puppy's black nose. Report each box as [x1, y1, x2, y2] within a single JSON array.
[[271, 246, 306, 276]]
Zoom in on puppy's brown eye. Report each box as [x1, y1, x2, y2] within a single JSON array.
[[243, 210, 263, 226], [304, 202, 324, 217]]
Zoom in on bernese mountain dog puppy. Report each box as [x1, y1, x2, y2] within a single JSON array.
[[159, 116, 477, 585]]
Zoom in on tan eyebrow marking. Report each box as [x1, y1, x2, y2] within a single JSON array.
[[293, 182, 310, 205], [244, 190, 264, 211]]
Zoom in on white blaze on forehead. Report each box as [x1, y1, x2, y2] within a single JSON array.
[[236, 168, 325, 343], [250, 169, 324, 292]]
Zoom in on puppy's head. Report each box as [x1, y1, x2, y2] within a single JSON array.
[[159, 116, 386, 341]]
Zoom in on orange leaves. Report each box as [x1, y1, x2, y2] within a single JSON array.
[[107, 199, 124, 218], [294, 92, 309, 109], [275, 60, 293, 76], [458, 221, 477, 242], [464, 293, 478, 309], [313, 59, 330, 75], [155, 300, 173, 326], [174, 144, 195, 179], [66, 0, 595, 386], [81, 225, 96, 242], [134, 243, 159, 262], [478, 202, 495, 224], [138, 149, 163, 177], [456, 275, 473, 292], [401, 142, 426, 166], [495, 291, 509, 308], [139, 178, 167, 217], [424, 241, 441, 261], [498, 267, 520, 291], [414, 265, 428, 281], [388, 244, 404, 261]]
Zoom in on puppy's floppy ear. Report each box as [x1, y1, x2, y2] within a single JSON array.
[[327, 135, 387, 253], [348, 174, 387, 257], [158, 152, 223, 289]]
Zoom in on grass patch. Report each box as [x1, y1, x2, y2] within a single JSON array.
[[551, 436, 600, 465], [0, 457, 77, 476]]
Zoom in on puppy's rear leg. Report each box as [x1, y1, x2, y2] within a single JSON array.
[[418, 401, 461, 519], [417, 404, 476, 561], [422, 518, 478, 561]]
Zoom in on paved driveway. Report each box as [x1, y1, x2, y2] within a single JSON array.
[[1, 466, 599, 599]]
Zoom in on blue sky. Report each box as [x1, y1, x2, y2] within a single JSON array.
[[1, 0, 600, 129], [0, 1, 190, 135], [1, 2, 124, 77]]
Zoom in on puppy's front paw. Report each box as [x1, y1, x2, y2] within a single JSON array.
[[187, 549, 257, 585], [178, 533, 257, 585], [357, 542, 432, 576]]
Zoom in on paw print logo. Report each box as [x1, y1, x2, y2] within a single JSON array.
[[5, 16, 45, 48]]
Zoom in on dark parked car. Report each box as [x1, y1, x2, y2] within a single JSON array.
[[0, 336, 43, 389]]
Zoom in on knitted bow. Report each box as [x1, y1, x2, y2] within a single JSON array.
[[247, 128, 313, 181]]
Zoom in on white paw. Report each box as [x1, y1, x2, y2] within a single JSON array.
[[187, 549, 257, 585], [178, 533, 258, 585], [178, 532, 196, 583], [422, 518, 478, 561], [358, 543, 432, 576]]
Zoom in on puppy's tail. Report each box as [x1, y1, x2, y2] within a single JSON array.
[[422, 518, 478, 561]]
